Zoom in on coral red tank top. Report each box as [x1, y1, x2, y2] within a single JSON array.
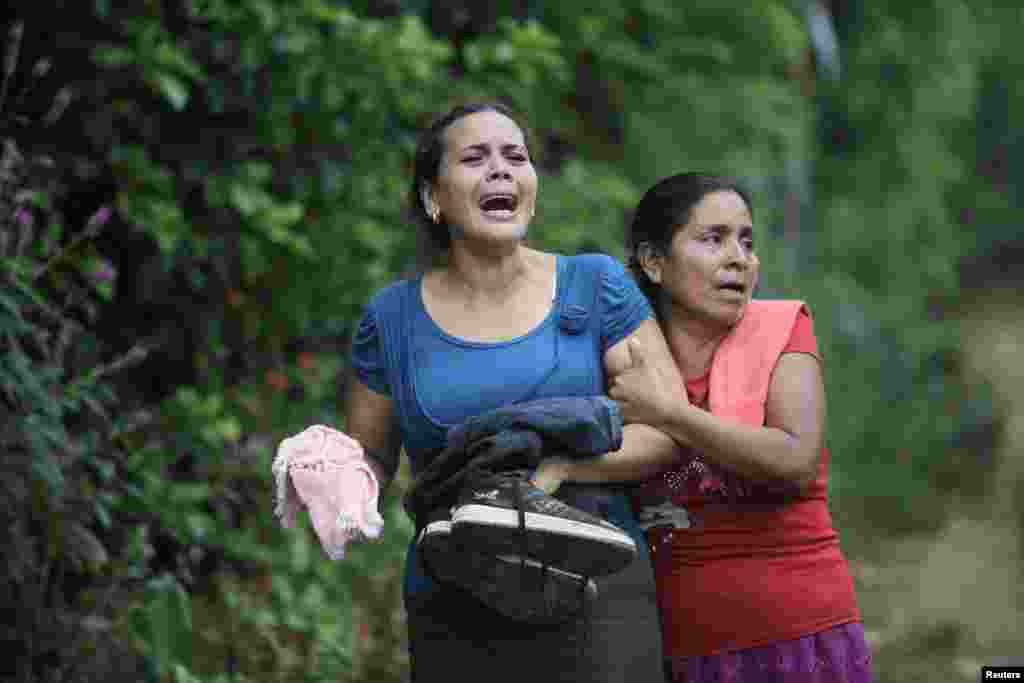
[[637, 309, 860, 656]]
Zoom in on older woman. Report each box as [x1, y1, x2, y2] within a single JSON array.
[[344, 102, 678, 682], [534, 173, 873, 682]]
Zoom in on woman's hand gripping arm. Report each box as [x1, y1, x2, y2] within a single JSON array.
[[531, 318, 691, 494]]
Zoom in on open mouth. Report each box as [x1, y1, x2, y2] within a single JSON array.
[[479, 194, 519, 217], [718, 283, 746, 294]]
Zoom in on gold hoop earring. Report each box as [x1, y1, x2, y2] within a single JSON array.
[[429, 206, 440, 223]]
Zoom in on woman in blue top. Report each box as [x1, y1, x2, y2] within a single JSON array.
[[346, 102, 686, 682]]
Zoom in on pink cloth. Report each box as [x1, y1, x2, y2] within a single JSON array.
[[272, 425, 384, 559], [708, 300, 806, 426]]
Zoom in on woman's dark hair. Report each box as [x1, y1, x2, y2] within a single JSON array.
[[627, 172, 754, 305], [409, 101, 530, 263]]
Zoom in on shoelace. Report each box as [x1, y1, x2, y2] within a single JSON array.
[[511, 478, 534, 607], [511, 477, 594, 651], [511, 479, 554, 619]]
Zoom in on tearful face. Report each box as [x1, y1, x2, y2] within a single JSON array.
[[428, 111, 538, 245]]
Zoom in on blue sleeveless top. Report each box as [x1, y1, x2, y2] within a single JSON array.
[[350, 253, 652, 596]]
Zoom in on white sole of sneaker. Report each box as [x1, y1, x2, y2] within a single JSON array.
[[451, 504, 636, 552], [418, 519, 451, 542]]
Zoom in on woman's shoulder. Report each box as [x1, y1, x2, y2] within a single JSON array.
[[562, 251, 623, 271], [362, 277, 418, 315], [558, 252, 634, 288], [739, 300, 814, 343]]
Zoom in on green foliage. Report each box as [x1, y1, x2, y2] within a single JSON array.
[[804, 1, 999, 518], [1, 23, 151, 679]]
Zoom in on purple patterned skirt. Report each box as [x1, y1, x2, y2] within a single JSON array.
[[666, 622, 873, 683]]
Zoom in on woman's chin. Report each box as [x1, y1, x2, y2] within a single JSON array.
[[719, 300, 750, 326], [458, 218, 531, 244], [689, 299, 750, 330]]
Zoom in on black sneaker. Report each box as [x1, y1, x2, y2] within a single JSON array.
[[418, 505, 597, 624], [450, 471, 636, 578], [463, 552, 598, 624]]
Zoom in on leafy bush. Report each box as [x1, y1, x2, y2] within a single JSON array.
[[1, 20, 152, 681]]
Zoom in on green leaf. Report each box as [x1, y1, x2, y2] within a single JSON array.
[[304, 0, 350, 24], [261, 201, 303, 228], [30, 452, 65, 491], [92, 44, 136, 68], [0, 291, 27, 322], [185, 512, 212, 541], [240, 161, 273, 185], [153, 42, 205, 81], [169, 482, 213, 506], [229, 183, 272, 216], [93, 499, 112, 529], [761, 3, 809, 65], [151, 71, 190, 111], [216, 416, 242, 442], [131, 574, 193, 671]]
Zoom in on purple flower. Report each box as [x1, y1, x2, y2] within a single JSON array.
[[92, 259, 116, 282], [14, 207, 34, 229], [87, 206, 113, 231]]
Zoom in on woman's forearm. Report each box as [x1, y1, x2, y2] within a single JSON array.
[[656, 401, 819, 487], [563, 423, 687, 484], [605, 351, 824, 489], [561, 407, 817, 489]]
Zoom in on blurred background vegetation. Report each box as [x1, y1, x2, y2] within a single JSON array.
[[1, 1, 1020, 681]]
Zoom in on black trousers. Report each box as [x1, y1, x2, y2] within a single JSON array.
[[405, 549, 665, 683]]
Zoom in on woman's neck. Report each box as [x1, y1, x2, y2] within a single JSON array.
[[438, 243, 543, 306], [660, 312, 731, 381]]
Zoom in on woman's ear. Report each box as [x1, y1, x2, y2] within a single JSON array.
[[636, 242, 663, 285], [420, 185, 440, 223]]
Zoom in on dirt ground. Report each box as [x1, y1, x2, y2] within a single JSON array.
[[842, 524, 1022, 683]]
